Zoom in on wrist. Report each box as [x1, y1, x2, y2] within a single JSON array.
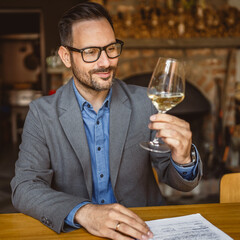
[[74, 203, 92, 225], [173, 145, 197, 168]]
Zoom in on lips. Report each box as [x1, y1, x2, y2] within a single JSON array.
[[95, 71, 111, 79], [90, 66, 116, 80]]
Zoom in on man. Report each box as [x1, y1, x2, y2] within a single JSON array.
[[11, 2, 202, 240]]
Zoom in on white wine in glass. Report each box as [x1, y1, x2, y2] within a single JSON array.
[[140, 57, 185, 153]]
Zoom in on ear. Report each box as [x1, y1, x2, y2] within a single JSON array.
[[58, 46, 71, 68]]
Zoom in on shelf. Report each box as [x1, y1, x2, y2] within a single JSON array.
[[122, 38, 240, 49], [0, 33, 40, 40]]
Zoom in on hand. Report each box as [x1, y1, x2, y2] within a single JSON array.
[[74, 203, 153, 240], [149, 113, 192, 165]]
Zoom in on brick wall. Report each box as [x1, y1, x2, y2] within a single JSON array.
[[93, 0, 239, 149], [116, 46, 237, 146]]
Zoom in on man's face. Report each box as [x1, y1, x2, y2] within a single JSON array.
[[69, 18, 118, 92]]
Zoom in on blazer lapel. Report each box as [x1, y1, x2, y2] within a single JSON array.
[[58, 80, 92, 198], [109, 81, 132, 189]]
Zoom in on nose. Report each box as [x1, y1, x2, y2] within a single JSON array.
[[97, 50, 110, 68]]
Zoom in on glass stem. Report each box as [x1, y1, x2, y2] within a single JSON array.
[[151, 110, 166, 145]]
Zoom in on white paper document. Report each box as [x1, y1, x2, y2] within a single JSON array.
[[146, 213, 233, 240]]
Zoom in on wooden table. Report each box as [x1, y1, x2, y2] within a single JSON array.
[[0, 203, 239, 239]]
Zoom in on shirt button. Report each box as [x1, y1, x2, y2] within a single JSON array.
[[100, 174, 104, 178], [96, 120, 100, 125], [97, 147, 101, 151], [87, 104, 90, 108], [101, 199, 105, 203]]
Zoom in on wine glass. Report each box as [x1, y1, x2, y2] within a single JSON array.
[[140, 57, 185, 153]]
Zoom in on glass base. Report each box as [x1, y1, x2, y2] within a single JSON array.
[[140, 141, 170, 153]]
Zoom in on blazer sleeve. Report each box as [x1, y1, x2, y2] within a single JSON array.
[[10, 103, 90, 233], [151, 150, 203, 192]]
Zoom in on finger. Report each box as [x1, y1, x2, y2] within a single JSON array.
[[107, 228, 134, 240], [96, 224, 134, 240], [159, 129, 191, 149], [149, 123, 191, 138], [150, 122, 192, 145], [114, 221, 152, 240], [162, 136, 191, 151], [156, 127, 192, 141], [113, 216, 151, 238], [150, 120, 190, 132], [150, 113, 190, 129], [109, 205, 152, 237], [108, 220, 151, 240], [112, 204, 149, 229], [156, 127, 192, 154], [160, 133, 192, 160]]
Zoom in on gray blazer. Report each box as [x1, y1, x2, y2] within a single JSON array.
[[11, 79, 202, 233]]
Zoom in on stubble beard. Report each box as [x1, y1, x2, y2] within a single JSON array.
[[70, 54, 117, 92]]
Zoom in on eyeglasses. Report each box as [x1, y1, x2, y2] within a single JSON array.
[[65, 39, 124, 63]]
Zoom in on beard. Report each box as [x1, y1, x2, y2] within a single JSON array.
[[70, 53, 117, 91]]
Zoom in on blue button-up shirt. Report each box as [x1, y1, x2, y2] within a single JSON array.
[[65, 80, 116, 227], [65, 79, 198, 228]]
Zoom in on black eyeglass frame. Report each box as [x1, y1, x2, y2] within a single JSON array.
[[64, 39, 124, 63]]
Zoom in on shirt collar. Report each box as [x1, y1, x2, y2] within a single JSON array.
[[72, 79, 112, 112]]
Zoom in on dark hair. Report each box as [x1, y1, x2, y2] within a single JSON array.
[[58, 1, 114, 46]]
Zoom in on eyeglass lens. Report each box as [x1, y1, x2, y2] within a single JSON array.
[[82, 42, 122, 62]]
